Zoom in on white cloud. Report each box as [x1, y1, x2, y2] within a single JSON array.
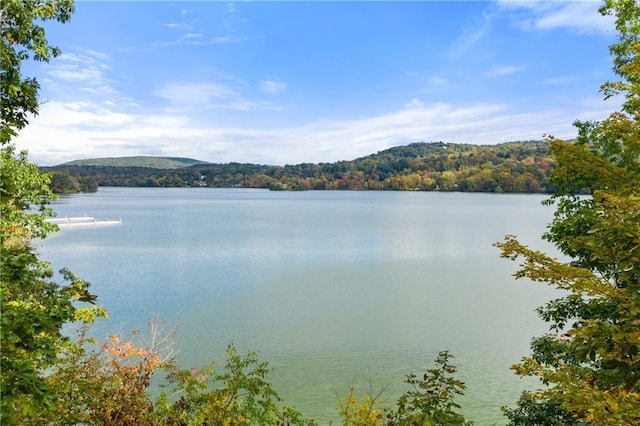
[[15, 95, 618, 167], [48, 66, 102, 82], [81, 85, 116, 95], [429, 76, 447, 87], [531, 2, 612, 34], [211, 35, 246, 44], [498, 1, 615, 34], [26, 101, 135, 128], [153, 79, 286, 112], [84, 49, 110, 61], [449, 10, 495, 56], [173, 34, 249, 46], [154, 82, 242, 105], [405, 98, 425, 109], [485, 65, 522, 77], [259, 80, 287, 94], [43, 50, 116, 99], [47, 51, 110, 82]]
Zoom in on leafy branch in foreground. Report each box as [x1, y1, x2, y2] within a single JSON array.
[[337, 351, 472, 426], [386, 351, 472, 426], [157, 343, 304, 425], [16, 316, 314, 426], [336, 376, 387, 426]]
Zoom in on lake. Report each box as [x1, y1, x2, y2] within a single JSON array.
[[39, 187, 560, 424]]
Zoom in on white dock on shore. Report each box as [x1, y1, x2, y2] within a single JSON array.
[[46, 216, 122, 228]]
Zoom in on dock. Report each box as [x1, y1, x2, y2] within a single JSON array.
[[46, 216, 122, 228]]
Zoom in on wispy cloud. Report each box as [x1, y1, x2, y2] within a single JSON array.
[[405, 98, 425, 109], [260, 80, 287, 95], [44, 50, 115, 95], [162, 6, 247, 47], [449, 9, 495, 57], [485, 65, 522, 77], [154, 82, 242, 106], [208, 35, 247, 44], [83, 49, 110, 62], [148, 33, 248, 49], [153, 78, 285, 112], [164, 22, 188, 30], [498, 1, 614, 34], [48, 64, 103, 82], [428, 76, 447, 87], [174, 34, 248, 46]]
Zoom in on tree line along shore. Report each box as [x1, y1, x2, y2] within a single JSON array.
[[46, 140, 557, 194]]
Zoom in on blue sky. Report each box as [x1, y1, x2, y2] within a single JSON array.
[[17, 1, 620, 166]]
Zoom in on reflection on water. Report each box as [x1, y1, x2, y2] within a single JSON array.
[[40, 188, 559, 424]]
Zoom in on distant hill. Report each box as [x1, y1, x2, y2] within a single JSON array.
[[60, 156, 208, 169], [46, 141, 558, 193]]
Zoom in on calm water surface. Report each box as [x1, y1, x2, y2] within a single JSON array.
[[39, 188, 560, 424]]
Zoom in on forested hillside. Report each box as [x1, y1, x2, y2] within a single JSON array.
[[46, 140, 556, 193], [61, 156, 208, 168]]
